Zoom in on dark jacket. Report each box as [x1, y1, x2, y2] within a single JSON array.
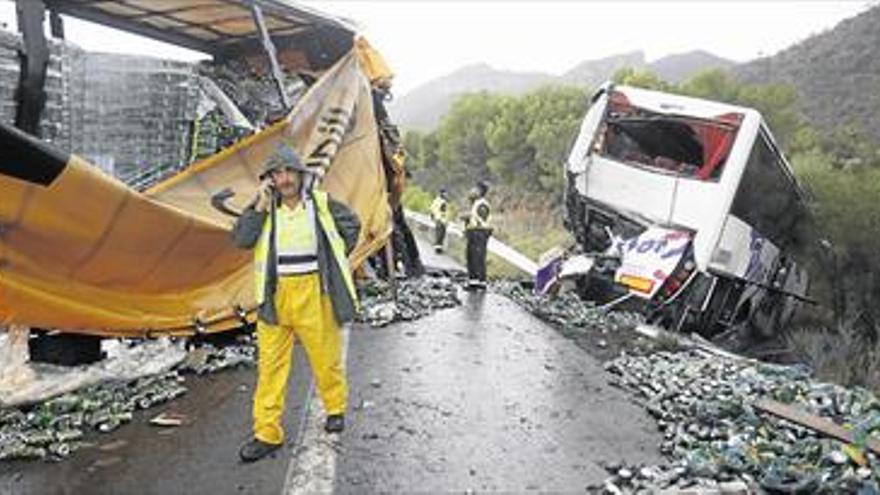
[[231, 192, 361, 325]]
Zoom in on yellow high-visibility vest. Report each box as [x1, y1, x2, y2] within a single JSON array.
[[430, 197, 449, 223], [274, 203, 318, 275], [466, 197, 491, 230], [253, 191, 357, 308]]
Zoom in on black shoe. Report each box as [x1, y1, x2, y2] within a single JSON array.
[[239, 438, 281, 463], [325, 414, 345, 433]]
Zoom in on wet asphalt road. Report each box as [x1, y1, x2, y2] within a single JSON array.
[[339, 290, 662, 492], [0, 238, 663, 493]]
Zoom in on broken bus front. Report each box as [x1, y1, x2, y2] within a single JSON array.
[[545, 82, 811, 336]]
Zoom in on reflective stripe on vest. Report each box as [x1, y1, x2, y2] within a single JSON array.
[[467, 197, 491, 230], [252, 191, 359, 310], [276, 203, 318, 275]]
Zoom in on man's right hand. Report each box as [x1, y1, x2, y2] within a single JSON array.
[[254, 180, 273, 212]]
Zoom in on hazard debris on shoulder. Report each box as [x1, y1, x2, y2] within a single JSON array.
[[0, 338, 255, 463], [358, 272, 462, 328], [494, 282, 880, 493], [493, 280, 648, 360], [596, 349, 880, 493]]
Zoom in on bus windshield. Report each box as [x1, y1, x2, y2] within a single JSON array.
[[594, 93, 743, 182]]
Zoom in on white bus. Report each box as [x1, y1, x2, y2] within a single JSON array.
[[554, 82, 813, 338]]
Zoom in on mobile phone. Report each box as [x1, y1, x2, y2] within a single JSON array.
[[268, 183, 280, 200]]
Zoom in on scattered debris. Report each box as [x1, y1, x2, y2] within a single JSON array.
[[0, 371, 184, 462], [494, 281, 643, 335], [754, 399, 880, 456], [0, 340, 254, 463], [601, 349, 880, 493], [0, 338, 186, 408], [359, 274, 461, 328], [176, 343, 255, 375], [0, 271, 456, 464], [493, 280, 646, 359], [496, 283, 880, 492]]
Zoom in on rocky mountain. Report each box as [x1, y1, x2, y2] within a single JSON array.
[[395, 3, 880, 135], [651, 50, 735, 83], [734, 5, 880, 139], [391, 50, 734, 130], [389, 63, 556, 131], [560, 51, 647, 88]]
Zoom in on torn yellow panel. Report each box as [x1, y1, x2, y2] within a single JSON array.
[[0, 52, 391, 337]]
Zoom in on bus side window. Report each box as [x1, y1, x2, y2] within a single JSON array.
[[730, 134, 806, 252]]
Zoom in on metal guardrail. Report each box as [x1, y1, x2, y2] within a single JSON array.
[[405, 210, 539, 277]]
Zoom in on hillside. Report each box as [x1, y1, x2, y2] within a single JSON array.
[[651, 50, 735, 83], [560, 51, 646, 87], [392, 50, 734, 130], [734, 5, 880, 139], [389, 63, 555, 131]]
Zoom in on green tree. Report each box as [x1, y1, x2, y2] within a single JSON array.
[[737, 83, 802, 148], [436, 92, 504, 191], [484, 86, 587, 198], [403, 130, 440, 175], [678, 68, 742, 102], [521, 86, 587, 194], [484, 95, 535, 188], [677, 69, 804, 147], [403, 131, 425, 172], [612, 67, 671, 91]]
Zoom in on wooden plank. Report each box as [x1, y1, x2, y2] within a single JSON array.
[[754, 398, 880, 455]]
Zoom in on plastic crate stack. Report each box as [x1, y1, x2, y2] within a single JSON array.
[[74, 53, 200, 183], [0, 29, 21, 127], [0, 29, 79, 151], [39, 37, 80, 151]]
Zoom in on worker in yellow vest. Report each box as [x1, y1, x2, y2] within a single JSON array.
[[232, 144, 360, 463], [462, 181, 492, 289], [429, 188, 450, 253]]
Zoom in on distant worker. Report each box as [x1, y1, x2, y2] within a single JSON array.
[[462, 181, 492, 289], [232, 144, 360, 463], [429, 188, 450, 253]]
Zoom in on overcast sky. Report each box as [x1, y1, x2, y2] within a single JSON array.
[[1, 1, 876, 95]]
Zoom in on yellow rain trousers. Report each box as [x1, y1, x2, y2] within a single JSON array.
[[253, 273, 347, 445]]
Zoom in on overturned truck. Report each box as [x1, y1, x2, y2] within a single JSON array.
[[0, 0, 408, 340], [546, 83, 814, 339]]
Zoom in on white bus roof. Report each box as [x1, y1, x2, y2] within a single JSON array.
[[612, 84, 759, 122]]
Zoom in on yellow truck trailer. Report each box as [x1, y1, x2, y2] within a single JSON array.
[[0, 0, 401, 338]]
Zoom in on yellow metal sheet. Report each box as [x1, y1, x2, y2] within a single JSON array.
[[355, 36, 394, 84]]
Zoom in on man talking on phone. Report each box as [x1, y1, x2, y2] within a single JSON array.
[[232, 143, 361, 463]]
